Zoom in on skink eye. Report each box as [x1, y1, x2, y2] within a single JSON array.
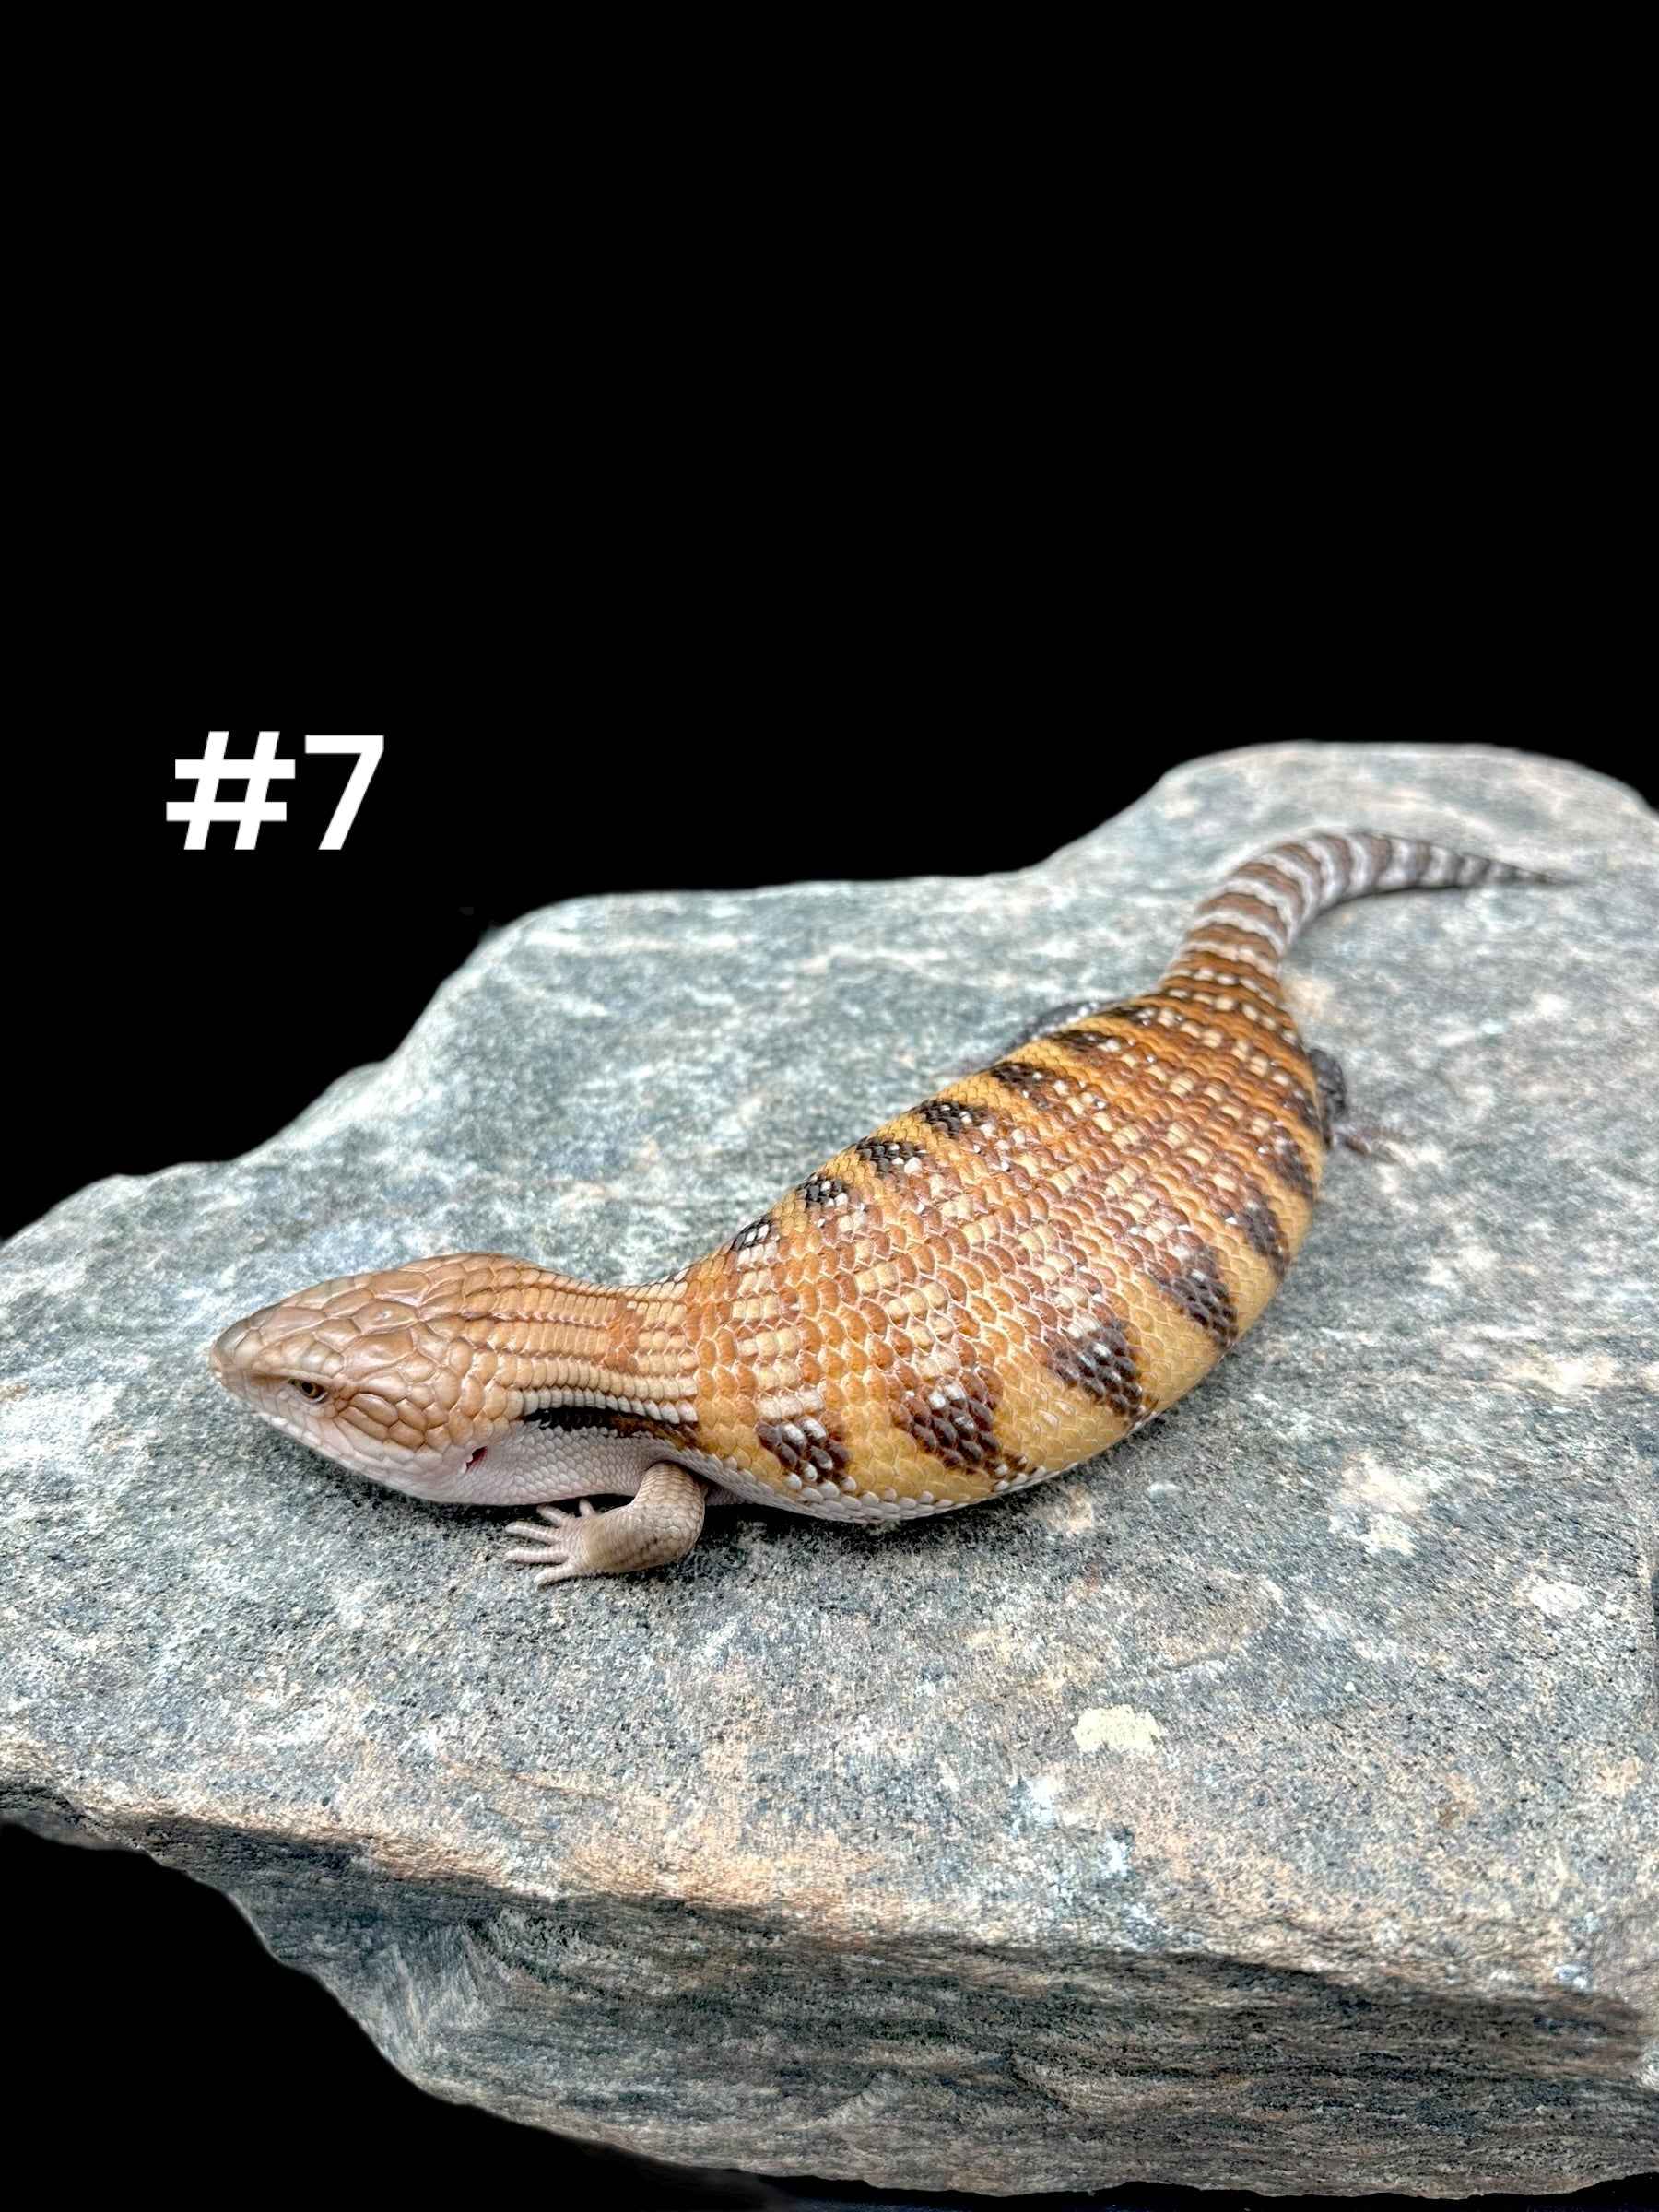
[[291, 1379, 327, 1401]]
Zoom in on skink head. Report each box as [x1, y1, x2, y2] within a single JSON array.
[[208, 1253, 531, 1498]]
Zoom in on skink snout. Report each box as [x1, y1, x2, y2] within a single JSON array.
[[207, 1316, 250, 1391], [207, 1300, 337, 1405], [206, 1321, 250, 1382]]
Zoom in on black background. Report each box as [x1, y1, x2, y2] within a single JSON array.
[[5, 712, 1650, 2206]]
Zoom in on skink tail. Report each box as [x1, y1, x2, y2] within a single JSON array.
[[1161, 830, 1563, 988]]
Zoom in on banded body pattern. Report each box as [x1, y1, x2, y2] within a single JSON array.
[[1170, 830, 1536, 983], [210, 831, 1549, 1531]]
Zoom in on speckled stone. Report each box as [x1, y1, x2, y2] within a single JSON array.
[[2, 744, 1654, 2198]]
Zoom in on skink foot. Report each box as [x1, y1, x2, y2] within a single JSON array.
[[1309, 1045, 1399, 1158], [502, 1462, 706, 1583]]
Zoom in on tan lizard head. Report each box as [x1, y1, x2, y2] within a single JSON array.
[[208, 1256, 509, 1497], [207, 1251, 688, 1510]]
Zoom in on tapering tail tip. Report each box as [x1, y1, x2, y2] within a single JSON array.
[[1162, 830, 1573, 983]]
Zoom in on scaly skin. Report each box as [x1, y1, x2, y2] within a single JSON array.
[[210, 831, 1551, 1583]]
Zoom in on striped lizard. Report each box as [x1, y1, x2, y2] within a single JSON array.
[[210, 832, 1550, 1583]]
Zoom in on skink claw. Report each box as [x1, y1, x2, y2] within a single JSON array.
[[500, 1464, 707, 1583]]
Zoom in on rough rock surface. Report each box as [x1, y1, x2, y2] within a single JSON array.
[[2, 744, 1654, 2199]]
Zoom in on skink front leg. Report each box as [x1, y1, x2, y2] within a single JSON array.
[[503, 1462, 707, 1583]]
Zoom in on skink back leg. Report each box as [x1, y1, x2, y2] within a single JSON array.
[[1308, 1045, 1397, 1158]]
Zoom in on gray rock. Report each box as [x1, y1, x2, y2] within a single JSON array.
[[2, 742, 1654, 2199]]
